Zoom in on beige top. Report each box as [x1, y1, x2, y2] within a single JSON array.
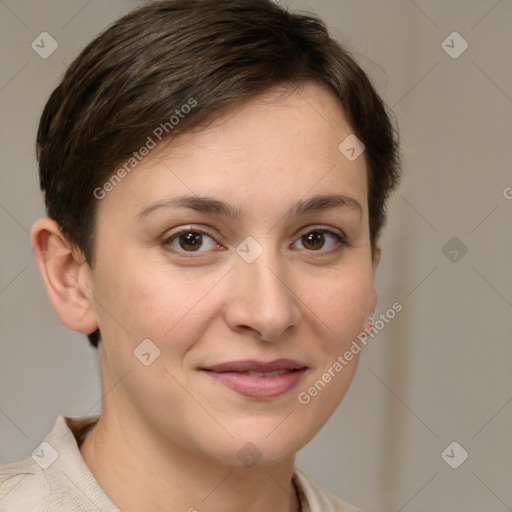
[[0, 415, 362, 512]]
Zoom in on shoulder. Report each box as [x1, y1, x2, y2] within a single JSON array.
[[0, 414, 106, 512], [293, 466, 363, 512], [0, 455, 53, 511]]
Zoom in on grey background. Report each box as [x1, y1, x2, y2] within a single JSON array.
[[1, 1, 511, 511]]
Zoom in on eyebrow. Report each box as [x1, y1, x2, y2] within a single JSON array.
[[136, 193, 363, 221]]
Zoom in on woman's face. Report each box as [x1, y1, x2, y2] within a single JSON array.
[[85, 82, 378, 466]]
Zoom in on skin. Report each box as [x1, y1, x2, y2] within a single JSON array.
[[32, 82, 380, 512]]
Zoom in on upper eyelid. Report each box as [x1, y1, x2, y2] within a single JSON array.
[[164, 224, 346, 238]]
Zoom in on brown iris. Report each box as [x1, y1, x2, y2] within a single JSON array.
[[301, 231, 325, 250], [179, 232, 203, 251]]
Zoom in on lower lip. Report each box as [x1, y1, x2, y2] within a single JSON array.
[[202, 369, 307, 399]]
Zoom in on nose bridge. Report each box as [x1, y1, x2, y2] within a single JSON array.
[[238, 237, 289, 305], [229, 234, 300, 340]]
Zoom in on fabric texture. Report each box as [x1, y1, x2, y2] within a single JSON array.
[[0, 415, 362, 511]]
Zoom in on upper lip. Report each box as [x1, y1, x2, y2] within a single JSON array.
[[201, 359, 307, 373]]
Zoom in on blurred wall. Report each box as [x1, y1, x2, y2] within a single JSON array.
[[1, 1, 511, 511]]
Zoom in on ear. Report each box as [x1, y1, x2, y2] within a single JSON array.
[[368, 244, 381, 315], [31, 218, 99, 335]]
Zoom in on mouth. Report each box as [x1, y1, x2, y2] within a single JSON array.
[[200, 359, 308, 399]]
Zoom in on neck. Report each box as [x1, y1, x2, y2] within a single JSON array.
[[79, 407, 301, 512]]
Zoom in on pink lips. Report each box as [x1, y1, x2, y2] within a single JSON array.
[[200, 359, 307, 399]]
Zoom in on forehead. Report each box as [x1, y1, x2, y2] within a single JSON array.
[[95, 82, 368, 222]]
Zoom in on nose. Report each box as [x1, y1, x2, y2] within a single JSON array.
[[223, 242, 302, 342]]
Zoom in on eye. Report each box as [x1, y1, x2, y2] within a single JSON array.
[[163, 228, 222, 254], [162, 226, 348, 257], [292, 228, 347, 252]]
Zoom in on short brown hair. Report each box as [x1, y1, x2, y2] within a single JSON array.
[[36, 0, 401, 348]]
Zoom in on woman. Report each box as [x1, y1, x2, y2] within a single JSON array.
[[0, 1, 400, 510]]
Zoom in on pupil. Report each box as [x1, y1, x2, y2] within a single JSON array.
[[180, 232, 202, 251]]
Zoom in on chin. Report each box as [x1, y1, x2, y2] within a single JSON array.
[[209, 442, 299, 469], [206, 418, 315, 468]]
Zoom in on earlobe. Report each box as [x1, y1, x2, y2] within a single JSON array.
[[372, 245, 381, 273], [31, 218, 99, 334]]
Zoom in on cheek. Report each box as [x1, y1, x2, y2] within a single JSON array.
[[294, 268, 371, 423], [109, 262, 219, 349], [306, 264, 373, 345]]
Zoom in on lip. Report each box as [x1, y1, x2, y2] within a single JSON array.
[[203, 359, 306, 373], [200, 359, 308, 400]]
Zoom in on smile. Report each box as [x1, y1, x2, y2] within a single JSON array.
[[200, 359, 308, 399]]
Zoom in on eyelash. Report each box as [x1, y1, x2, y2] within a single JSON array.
[[161, 226, 349, 257]]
